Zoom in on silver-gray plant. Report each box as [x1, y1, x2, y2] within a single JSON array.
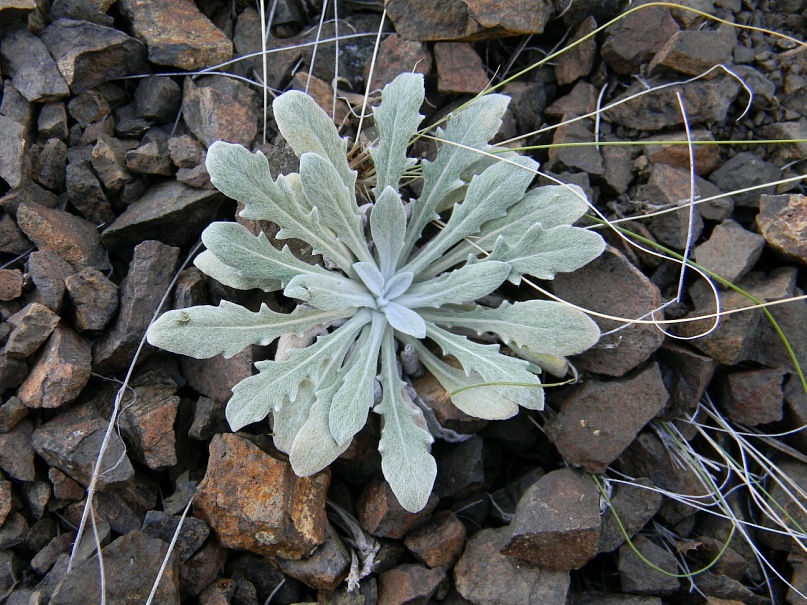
[[146, 73, 605, 512]]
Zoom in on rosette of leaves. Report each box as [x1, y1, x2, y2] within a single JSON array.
[[146, 73, 605, 512]]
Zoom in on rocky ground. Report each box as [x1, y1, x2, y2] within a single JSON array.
[[0, 0, 805, 603]]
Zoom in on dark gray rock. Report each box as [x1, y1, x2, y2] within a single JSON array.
[[91, 134, 135, 193], [0, 212, 31, 254], [125, 140, 174, 176], [618, 536, 679, 596], [692, 219, 765, 284], [434, 435, 485, 499], [33, 138, 67, 192], [273, 520, 351, 590], [27, 249, 74, 311], [181, 76, 259, 148], [357, 479, 438, 540], [600, 6, 679, 75], [649, 24, 736, 76], [42, 19, 146, 93], [0, 27, 70, 102], [548, 116, 604, 176], [92, 240, 180, 372], [716, 367, 786, 426], [0, 115, 29, 189], [598, 478, 663, 553], [501, 468, 601, 570], [0, 419, 35, 481], [65, 268, 119, 333], [546, 363, 669, 473], [708, 152, 781, 208], [0, 396, 27, 433], [141, 510, 210, 563], [65, 159, 115, 225], [455, 527, 570, 605], [134, 75, 182, 123], [637, 163, 704, 250], [51, 0, 114, 26], [67, 90, 111, 128], [3, 302, 60, 358]]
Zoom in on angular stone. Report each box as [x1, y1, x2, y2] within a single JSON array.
[[102, 180, 224, 252], [403, 510, 466, 568], [65, 268, 118, 333], [434, 435, 484, 499], [618, 536, 679, 596], [125, 140, 174, 175], [198, 578, 236, 604], [273, 520, 350, 590], [0, 477, 11, 526], [182, 76, 258, 148], [92, 240, 180, 372], [180, 346, 255, 406], [756, 194, 807, 265], [17, 326, 91, 409], [693, 219, 765, 284], [386, 0, 553, 41], [141, 510, 210, 563], [717, 367, 786, 426], [31, 531, 76, 575], [168, 134, 206, 169], [763, 119, 807, 165], [0, 0, 35, 25], [0, 352, 27, 391], [27, 249, 74, 311], [607, 75, 740, 131], [50, 532, 180, 605], [0, 27, 70, 102], [548, 116, 604, 176], [195, 433, 330, 559], [708, 152, 781, 208], [0, 212, 30, 254], [598, 478, 663, 553], [42, 19, 146, 93], [91, 134, 135, 193], [555, 17, 597, 85], [4, 302, 60, 358], [643, 130, 722, 176], [179, 539, 227, 597], [48, 467, 85, 501], [119, 0, 233, 71], [176, 163, 213, 189], [649, 24, 736, 77], [552, 246, 664, 377], [455, 527, 569, 604], [65, 160, 114, 226], [501, 468, 600, 570], [0, 419, 35, 481], [434, 42, 489, 94], [0, 115, 29, 189], [367, 34, 433, 92], [600, 6, 679, 75], [118, 382, 180, 470], [33, 138, 67, 192], [68, 91, 112, 128], [134, 75, 182, 123], [0, 512, 27, 550], [16, 202, 110, 271], [0, 396, 27, 433], [377, 564, 445, 605], [410, 368, 488, 434], [548, 363, 669, 473], [51, 0, 115, 25], [357, 480, 438, 539], [22, 480, 51, 519], [31, 402, 134, 488], [657, 342, 717, 420], [637, 163, 704, 249], [0, 269, 22, 301]]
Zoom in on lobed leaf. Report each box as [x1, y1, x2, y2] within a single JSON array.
[[369, 73, 424, 195], [394, 261, 511, 309], [376, 328, 437, 513], [421, 300, 600, 357], [193, 250, 280, 292], [146, 301, 350, 360]]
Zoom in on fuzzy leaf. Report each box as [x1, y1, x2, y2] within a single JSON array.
[[225, 312, 369, 431], [284, 272, 376, 310], [205, 142, 354, 271], [404, 156, 538, 275], [394, 261, 511, 309], [289, 381, 352, 476], [376, 329, 436, 513], [353, 261, 385, 298], [422, 300, 600, 356], [329, 314, 386, 445], [422, 184, 592, 278], [193, 250, 280, 292], [146, 301, 350, 360], [403, 94, 511, 262], [402, 337, 519, 420], [383, 272, 413, 300], [272, 383, 316, 454], [425, 323, 543, 410], [369, 73, 424, 195], [202, 221, 326, 287], [371, 186, 407, 279], [272, 90, 356, 193], [382, 302, 426, 338], [300, 153, 372, 264], [486, 224, 606, 283]]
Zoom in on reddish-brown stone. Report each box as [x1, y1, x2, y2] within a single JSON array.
[[601, 6, 679, 75], [757, 194, 807, 265], [0, 269, 22, 301], [717, 368, 786, 426], [555, 17, 597, 86], [378, 564, 445, 605], [4, 303, 60, 359], [404, 510, 466, 568], [434, 42, 489, 95], [357, 480, 438, 539], [366, 35, 433, 92]]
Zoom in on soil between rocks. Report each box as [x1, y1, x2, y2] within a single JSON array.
[[0, 1, 805, 604]]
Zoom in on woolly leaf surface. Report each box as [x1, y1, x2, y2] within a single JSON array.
[[394, 261, 511, 309]]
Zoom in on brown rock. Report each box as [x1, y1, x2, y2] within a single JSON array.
[[600, 6, 679, 75], [194, 433, 330, 559], [27, 249, 74, 311], [42, 19, 146, 93], [182, 76, 258, 148], [716, 367, 786, 426], [33, 138, 67, 192], [92, 240, 180, 372], [65, 159, 114, 226], [0, 27, 70, 102], [4, 302, 60, 358], [501, 468, 600, 570], [168, 134, 206, 169], [0, 512, 27, 550], [119, 0, 233, 71], [0, 183, 59, 217], [657, 342, 717, 420], [545, 81, 597, 118], [756, 194, 807, 265], [762, 119, 807, 165], [637, 163, 704, 250], [455, 527, 570, 604], [31, 403, 134, 488], [552, 246, 664, 377], [555, 17, 597, 85], [601, 135, 639, 195], [125, 140, 174, 176], [411, 369, 488, 434], [366, 35, 433, 92], [0, 212, 30, 254], [788, 552, 807, 605], [357, 480, 438, 539], [0, 269, 22, 301], [198, 578, 236, 605], [102, 180, 224, 252], [65, 268, 119, 333], [548, 363, 669, 473], [17, 326, 91, 409], [134, 75, 182, 123], [68, 90, 111, 128], [649, 24, 736, 77], [91, 134, 135, 193], [0, 419, 35, 481], [50, 531, 180, 605], [117, 383, 180, 470], [48, 467, 85, 501], [273, 520, 351, 590], [0, 396, 27, 433], [378, 564, 445, 605], [598, 477, 663, 554], [0, 477, 10, 526], [141, 510, 210, 563], [176, 163, 213, 189], [16, 202, 110, 271], [386, 0, 553, 41], [31, 531, 76, 575], [642, 129, 722, 176], [434, 42, 489, 94], [548, 116, 604, 176], [404, 510, 466, 568], [181, 345, 255, 405], [693, 219, 765, 284], [618, 536, 679, 596], [0, 352, 27, 391]]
